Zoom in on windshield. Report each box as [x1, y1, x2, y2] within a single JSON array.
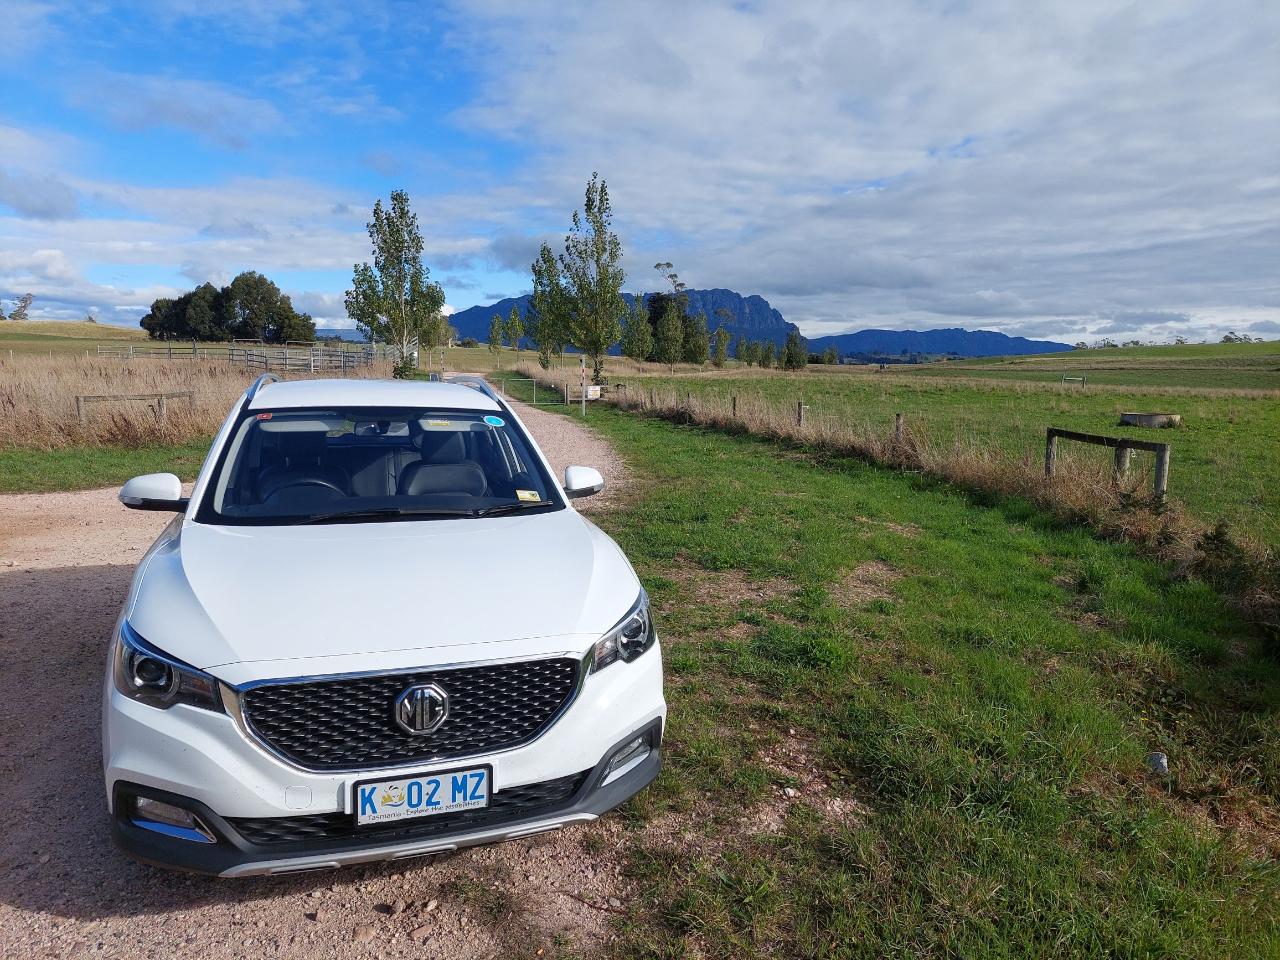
[[194, 406, 562, 524]]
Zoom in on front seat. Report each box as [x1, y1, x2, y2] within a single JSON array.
[[399, 431, 488, 497], [258, 431, 349, 503]]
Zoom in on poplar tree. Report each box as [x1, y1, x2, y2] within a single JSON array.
[[782, 329, 808, 370], [488, 314, 502, 358], [505, 305, 524, 355], [653, 297, 684, 371], [684, 311, 710, 366], [621, 295, 653, 362], [712, 328, 730, 368], [528, 243, 569, 369], [346, 190, 446, 377], [560, 173, 626, 384]]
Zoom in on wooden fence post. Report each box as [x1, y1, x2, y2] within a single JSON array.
[[157, 395, 167, 423], [796, 401, 806, 427], [1154, 445, 1171, 500], [731, 395, 738, 418], [76, 396, 85, 425], [894, 413, 904, 444], [1113, 445, 1131, 482], [1045, 429, 1058, 478]]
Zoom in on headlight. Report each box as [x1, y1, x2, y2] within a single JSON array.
[[113, 621, 223, 712], [591, 590, 656, 673]]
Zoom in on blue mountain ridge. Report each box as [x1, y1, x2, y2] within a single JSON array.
[[445, 288, 799, 352], [806, 328, 1073, 358], [324, 290, 1073, 358]]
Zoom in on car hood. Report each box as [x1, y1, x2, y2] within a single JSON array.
[[126, 508, 639, 682]]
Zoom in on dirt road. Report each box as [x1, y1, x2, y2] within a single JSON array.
[[0, 401, 631, 959]]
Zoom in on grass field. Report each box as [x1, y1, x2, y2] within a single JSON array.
[[1, 344, 1276, 954], [0, 440, 211, 493], [596, 353, 1279, 547], [0, 320, 148, 355], [910, 341, 1280, 390], [493, 386, 1280, 957]]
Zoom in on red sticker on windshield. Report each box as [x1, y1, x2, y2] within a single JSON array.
[[256, 412, 273, 420]]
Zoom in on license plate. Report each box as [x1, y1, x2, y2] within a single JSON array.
[[353, 766, 490, 827]]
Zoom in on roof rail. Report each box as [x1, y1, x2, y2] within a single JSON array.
[[245, 372, 281, 404], [446, 374, 502, 404]]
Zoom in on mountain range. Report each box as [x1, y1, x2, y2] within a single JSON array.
[[445, 288, 800, 351], [806, 327, 1073, 358], [321, 289, 1074, 358]]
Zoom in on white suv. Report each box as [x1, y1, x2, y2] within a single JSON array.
[[104, 374, 664, 877]]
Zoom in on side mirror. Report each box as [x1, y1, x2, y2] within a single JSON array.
[[119, 473, 187, 512], [563, 465, 604, 500]]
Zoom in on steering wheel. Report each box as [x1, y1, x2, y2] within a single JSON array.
[[264, 478, 345, 500]]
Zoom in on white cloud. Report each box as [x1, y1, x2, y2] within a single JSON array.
[[0, 168, 78, 219], [3, 0, 1278, 341], [439, 0, 1280, 339], [74, 71, 285, 149]]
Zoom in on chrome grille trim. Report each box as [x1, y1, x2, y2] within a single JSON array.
[[225, 651, 592, 774]]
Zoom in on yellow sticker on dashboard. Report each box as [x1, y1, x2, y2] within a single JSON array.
[[516, 490, 541, 502]]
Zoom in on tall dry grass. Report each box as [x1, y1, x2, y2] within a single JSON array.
[[0, 353, 393, 450], [518, 364, 1279, 645]]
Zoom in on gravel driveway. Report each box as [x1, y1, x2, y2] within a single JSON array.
[[0, 401, 631, 959]]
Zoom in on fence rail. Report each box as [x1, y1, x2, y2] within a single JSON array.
[[75, 390, 194, 424], [1045, 427, 1171, 499], [493, 377, 605, 407], [95, 342, 380, 372]]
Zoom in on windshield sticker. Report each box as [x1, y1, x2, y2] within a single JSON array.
[[483, 415, 505, 427], [516, 489, 541, 502], [426, 419, 451, 427]]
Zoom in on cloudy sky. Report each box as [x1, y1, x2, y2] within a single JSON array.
[[0, 0, 1276, 342]]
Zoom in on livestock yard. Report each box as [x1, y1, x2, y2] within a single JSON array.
[[2, 326, 1279, 957]]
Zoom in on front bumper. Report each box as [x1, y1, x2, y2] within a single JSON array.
[[112, 720, 661, 877]]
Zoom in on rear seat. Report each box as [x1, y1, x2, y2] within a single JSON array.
[[330, 445, 420, 498]]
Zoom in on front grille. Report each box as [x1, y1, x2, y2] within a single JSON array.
[[229, 771, 589, 845], [241, 658, 581, 771]]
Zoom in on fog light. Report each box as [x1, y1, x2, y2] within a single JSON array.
[[601, 733, 651, 786], [132, 796, 215, 843]]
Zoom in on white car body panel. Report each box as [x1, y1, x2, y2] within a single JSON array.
[[126, 508, 638, 677]]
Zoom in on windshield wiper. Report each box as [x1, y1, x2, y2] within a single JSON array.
[[472, 501, 557, 517], [291, 507, 476, 525]]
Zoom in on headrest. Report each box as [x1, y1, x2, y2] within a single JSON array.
[[400, 462, 487, 497], [278, 430, 327, 461], [413, 431, 466, 463]]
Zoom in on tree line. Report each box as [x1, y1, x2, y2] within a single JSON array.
[[140, 272, 316, 343], [479, 178, 809, 381], [146, 177, 812, 380]]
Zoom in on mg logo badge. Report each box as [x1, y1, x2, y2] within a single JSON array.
[[393, 682, 449, 736]]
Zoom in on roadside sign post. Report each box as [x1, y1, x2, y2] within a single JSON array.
[[580, 356, 587, 418]]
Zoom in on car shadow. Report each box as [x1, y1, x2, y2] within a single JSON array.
[[0, 562, 428, 920]]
